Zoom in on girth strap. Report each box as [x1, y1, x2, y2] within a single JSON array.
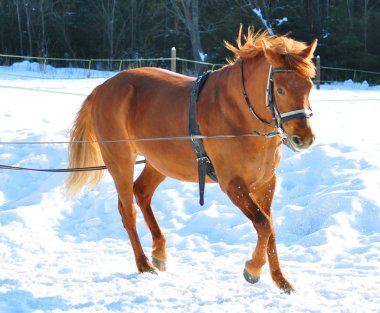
[[189, 71, 218, 206]]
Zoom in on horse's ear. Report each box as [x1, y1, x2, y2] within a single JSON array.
[[262, 41, 282, 67], [302, 39, 318, 59]]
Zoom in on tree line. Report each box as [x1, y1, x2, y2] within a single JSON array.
[[0, 0, 379, 76]]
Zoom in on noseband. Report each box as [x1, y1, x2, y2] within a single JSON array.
[[241, 61, 313, 131]]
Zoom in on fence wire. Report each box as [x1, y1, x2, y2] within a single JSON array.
[[0, 53, 225, 79], [2, 53, 379, 84]]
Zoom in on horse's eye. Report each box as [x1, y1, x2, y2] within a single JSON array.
[[277, 88, 285, 95]]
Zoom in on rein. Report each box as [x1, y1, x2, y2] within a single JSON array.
[[2, 63, 314, 204], [0, 132, 278, 174], [0, 160, 146, 173], [0, 164, 107, 173]]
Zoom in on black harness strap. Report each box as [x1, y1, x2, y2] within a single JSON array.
[[241, 61, 276, 128], [189, 71, 218, 206]]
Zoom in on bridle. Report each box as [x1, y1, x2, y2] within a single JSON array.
[[188, 63, 314, 205], [241, 61, 313, 132]]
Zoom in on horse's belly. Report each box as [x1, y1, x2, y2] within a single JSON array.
[[135, 142, 201, 182]]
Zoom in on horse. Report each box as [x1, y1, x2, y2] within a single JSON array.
[[66, 26, 317, 293]]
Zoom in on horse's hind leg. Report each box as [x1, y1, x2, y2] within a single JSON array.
[[102, 148, 156, 273], [134, 162, 167, 271]]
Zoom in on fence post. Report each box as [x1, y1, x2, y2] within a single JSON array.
[[316, 55, 321, 90], [87, 59, 92, 78], [171, 47, 176, 72], [43, 59, 47, 74]]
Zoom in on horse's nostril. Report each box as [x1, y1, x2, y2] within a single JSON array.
[[292, 135, 302, 146]]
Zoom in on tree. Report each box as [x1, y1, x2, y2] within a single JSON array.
[[50, 1, 77, 57], [237, 0, 275, 34], [0, 0, 379, 77], [22, 0, 33, 56], [35, 0, 56, 56], [167, 0, 204, 74], [12, 0, 24, 55], [363, 0, 380, 54]]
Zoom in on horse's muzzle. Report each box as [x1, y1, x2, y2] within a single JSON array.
[[288, 133, 315, 151]]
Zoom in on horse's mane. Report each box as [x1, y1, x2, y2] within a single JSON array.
[[224, 26, 316, 78]]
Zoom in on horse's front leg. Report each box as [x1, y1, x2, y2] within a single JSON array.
[[224, 176, 293, 293], [225, 177, 272, 282], [267, 232, 294, 293], [255, 176, 295, 293]]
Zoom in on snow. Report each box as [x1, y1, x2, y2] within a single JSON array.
[[323, 31, 330, 39], [1, 63, 380, 312], [274, 17, 288, 26], [252, 8, 274, 35], [198, 50, 208, 62], [320, 79, 380, 90], [0, 60, 115, 80]]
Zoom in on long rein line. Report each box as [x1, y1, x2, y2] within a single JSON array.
[[0, 131, 280, 146], [0, 130, 281, 173], [2, 62, 293, 173]]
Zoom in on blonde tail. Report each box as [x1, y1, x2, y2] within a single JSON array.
[[66, 95, 104, 198]]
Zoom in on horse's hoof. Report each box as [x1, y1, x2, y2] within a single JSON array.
[[243, 268, 260, 284], [281, 286, 295, 295], [146, 268, 158, 275], [280, 283, 296, 295], [152, 255, 166, 272], [138, 259, 158, 274], [139, 267, 158, 275]]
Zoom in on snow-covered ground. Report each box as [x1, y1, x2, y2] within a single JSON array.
[[0, 63, 380, 312]]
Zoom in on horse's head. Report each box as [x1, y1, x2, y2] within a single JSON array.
[[262, 38, 318, 151], [225, 27, 318, 151]]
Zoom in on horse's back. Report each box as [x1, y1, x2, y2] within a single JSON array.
[[93, 67, 193, 109], [90, 67, 200, 181]]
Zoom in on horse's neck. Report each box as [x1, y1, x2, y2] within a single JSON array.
[[213, 57, 274, 132]]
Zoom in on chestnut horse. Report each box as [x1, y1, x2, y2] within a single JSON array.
[[66, 27, 317, 293]]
